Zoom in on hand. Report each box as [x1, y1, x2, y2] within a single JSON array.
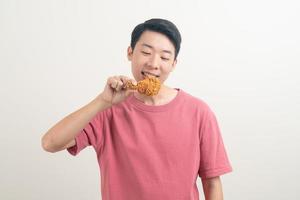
[[98, 75, 137, 105]]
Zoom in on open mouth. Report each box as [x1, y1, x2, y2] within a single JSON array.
[[141, 71, 159, 78]]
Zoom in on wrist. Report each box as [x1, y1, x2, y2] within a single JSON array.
[[94, 93, 112, 109]]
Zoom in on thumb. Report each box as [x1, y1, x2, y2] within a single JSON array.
[[132, 79, 138, 85], [124, 88, 136, 97]]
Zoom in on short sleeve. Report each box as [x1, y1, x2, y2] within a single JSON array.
[[67, 111, 105, 156], [198, 106, 232, 178]]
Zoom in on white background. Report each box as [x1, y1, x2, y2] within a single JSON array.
[[1, 0, 299, 199]]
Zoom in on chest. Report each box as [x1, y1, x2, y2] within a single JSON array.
[[110, 111, 200, 159]]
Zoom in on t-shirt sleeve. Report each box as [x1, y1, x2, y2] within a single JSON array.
[[67, 111, 105, 156], [198, 106, 232, 178]]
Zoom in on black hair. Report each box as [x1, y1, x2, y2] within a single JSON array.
[[130, 18, 182, 59]]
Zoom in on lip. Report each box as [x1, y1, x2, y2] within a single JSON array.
[[141, 71, 160, 78]]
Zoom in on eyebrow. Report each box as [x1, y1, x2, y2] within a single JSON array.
[[141, 43, 173, 55]]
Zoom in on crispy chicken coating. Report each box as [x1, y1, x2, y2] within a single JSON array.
[[124, 76, 161, 96]]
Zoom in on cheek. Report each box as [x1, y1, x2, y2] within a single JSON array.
[[135, 56, 147, 64], [161, 65, 173, 73], [131, 56, 140, 65]]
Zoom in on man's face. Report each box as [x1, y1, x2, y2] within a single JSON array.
[[127, 30, 177, 83]]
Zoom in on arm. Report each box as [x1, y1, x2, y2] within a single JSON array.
[[41, 94, 111, 153], [41, 75, 136, 153], [201, 176, 224, 200]]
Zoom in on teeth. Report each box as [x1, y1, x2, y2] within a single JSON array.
[[142, 71, 159, 77]]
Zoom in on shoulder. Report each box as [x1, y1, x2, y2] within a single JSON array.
[[179, 89, 211, 112], [178, 89, 219, 128]]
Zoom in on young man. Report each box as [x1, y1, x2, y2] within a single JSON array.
[[42, 18, 232, 200]]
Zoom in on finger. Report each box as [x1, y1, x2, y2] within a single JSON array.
[[118, 76, 129, 89], [109, 76, 132, 91], [108, 76, 121, 89], [107, 77, 117, 86], [110, 80, 118, 89], [115, 77, 125, 91], [120, 76, 137, 87], [119, 76, 130, 84], [130, 79, 137, 85], [125, 88, 137, 96], [115, 81, 124, 91]]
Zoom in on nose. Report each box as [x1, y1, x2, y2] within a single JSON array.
[[146, 55, 159, 69]]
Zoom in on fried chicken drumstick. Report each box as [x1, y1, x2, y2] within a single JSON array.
[[124, 76, 161, 96]]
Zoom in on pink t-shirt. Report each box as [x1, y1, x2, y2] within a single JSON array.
[[67, 88, 232, 200]]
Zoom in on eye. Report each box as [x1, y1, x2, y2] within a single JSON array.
[[141, 51, 151, 55], [161, 57, 170, 61]]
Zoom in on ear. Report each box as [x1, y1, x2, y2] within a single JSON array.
[[171, 59, 177, 72], [127, 46, 133, 61]]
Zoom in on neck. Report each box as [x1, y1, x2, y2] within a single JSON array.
[[133, 85, 177, 106]]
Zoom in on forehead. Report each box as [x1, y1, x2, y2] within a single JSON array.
[[136, 31, 175, 53]]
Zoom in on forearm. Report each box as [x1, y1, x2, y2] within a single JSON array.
[[41, 94, 111, 152], [202, 176, 223, 200]]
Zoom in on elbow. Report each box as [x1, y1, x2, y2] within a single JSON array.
[[41, 135, 57, 153]]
